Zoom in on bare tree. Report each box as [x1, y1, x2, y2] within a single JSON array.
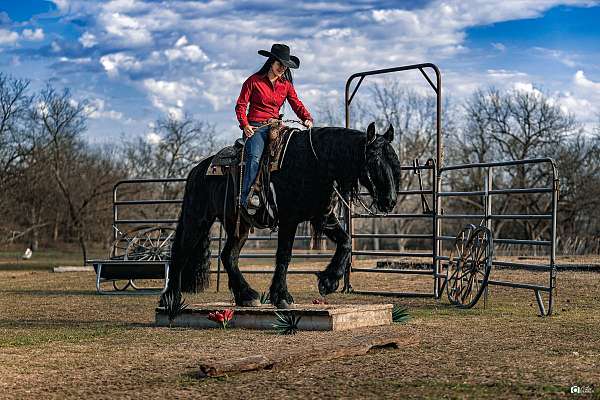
[[314, 98, 344, 127], [554, 126, 600, 241], [0, 73, 33, 188], [452, 87, 580, 243], [30, 85, 122, 262], [353, 81, 455, 250], [121, 113, 223, 229], [124, 113, 221, 179]]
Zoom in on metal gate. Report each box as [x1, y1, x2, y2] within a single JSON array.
[[343, 63, 558, 315]]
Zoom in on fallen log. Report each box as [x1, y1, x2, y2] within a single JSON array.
[[197, 334, 418, 378]]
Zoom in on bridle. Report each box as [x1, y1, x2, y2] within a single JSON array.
[[332, 136, 385, 217], [357, 166, 382, 216]]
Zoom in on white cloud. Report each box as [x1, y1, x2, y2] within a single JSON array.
[[201, 69, 244, 111], [369, 1, 596, 56], [175, 35, 188, 47], [315, 28, 352, 39], [100, 52, 142, 76], [79, 32, 97, 48], [0, 29, 18, 45], [51, 0, 69, 11], [143, 79, 196, 103], [143, 78, 198, 119], [165, 43, 208, 63], [30, 0, 600, 142], [546, 91, 598, 128], [534, 47, 578, 68], [51, 41, 61, 52], [146, 132, 162, 144], [555, 92, 592, 116], [574, 70, 600, 90], [84, 98, 123, 120], [487, 69, 528, 79], [100, 12, 152, 46], [22, 28, 44, 41], [102, 0, 149, 13], [492, 42, 506, 51], [59, 56, 92, 64], [513, 82, 544, 97]]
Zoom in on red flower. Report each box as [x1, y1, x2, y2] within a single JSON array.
[[223, 309, 234, 322], [207, 309, 234, 329]]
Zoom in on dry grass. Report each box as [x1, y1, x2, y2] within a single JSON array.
[[0, 257, 599, 399]]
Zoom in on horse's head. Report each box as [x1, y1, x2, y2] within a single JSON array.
[[359, 122, 401, 213]]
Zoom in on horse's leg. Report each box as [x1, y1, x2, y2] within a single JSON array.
[[316, 215, 351, 296], [221, 220, 260, 306], [269, 220, 298, 309]]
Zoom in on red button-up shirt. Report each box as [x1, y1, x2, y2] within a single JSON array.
[[235, 73, 313, 129]]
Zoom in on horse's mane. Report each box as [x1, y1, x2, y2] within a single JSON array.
[[284, 127, 367, 197], [304, 127, 367, 199]]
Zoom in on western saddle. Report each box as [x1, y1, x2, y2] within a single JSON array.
[[206, 118, 298, 229]]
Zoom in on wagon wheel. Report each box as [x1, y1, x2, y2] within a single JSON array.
[[446, 225, 493, 308], [124, 226, 176, 261], [109, 225, 155, 260], [112, 280, 132, 291]]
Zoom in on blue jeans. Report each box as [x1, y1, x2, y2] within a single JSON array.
[[241, 122, 269, 207]]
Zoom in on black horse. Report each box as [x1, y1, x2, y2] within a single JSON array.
[[163, 122, 401, 309]]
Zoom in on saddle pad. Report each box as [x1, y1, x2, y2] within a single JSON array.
[[269, 128, 298, 172], [211, 145, 241, 167], [206, 145, 241, 176]]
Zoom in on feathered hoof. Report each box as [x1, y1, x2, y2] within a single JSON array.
[[317, 272, 340, 296], [239, 298, 261, 307], [275, 299, 291, 309]]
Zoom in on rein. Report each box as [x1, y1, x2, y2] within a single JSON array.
[[255, 118, 318, 161], [253, 119, 381, 216]]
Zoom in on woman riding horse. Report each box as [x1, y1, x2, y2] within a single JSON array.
[[235, 43, 313, 213], [165, 120, 401, 309]]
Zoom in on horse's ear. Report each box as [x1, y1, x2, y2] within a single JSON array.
[[366, 122, 376, 144], [383, 124, 394, 143]]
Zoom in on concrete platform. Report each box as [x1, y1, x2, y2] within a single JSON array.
[[156, 303, 393, 331]]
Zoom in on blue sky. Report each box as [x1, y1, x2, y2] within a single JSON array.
[[0, 0, 599, 144]]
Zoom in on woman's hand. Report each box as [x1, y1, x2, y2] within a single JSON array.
[[243, 124, 255, 138], [303, 120, 313, 129]]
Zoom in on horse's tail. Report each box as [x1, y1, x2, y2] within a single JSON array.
[[171, 157, 214, 293]]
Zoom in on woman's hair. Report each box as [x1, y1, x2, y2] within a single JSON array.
[[256, 57, 294, 84]]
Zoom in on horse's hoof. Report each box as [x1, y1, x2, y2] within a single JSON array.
[[275, 300, 291, 309], [317, 274, 339, 296], [240, 298, 261, 307]]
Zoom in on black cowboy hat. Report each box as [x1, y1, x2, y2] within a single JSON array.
[[258, 43, 299, 69]]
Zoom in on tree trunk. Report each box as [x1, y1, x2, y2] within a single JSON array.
[[53, 213, 59, 242], [28, 208, 38, 251], [78, 234, 87, 266]]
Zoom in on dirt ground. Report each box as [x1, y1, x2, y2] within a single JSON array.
[[0, 257, 599, 399]]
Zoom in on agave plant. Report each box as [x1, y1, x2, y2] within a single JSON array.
[[273, 312, 302, 335], [392, 305, 410, 324], [163, 292, 188, 325], [260, 291, 270, 304]]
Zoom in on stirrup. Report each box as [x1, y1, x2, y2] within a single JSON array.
[[248, 194, 261, 208]]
